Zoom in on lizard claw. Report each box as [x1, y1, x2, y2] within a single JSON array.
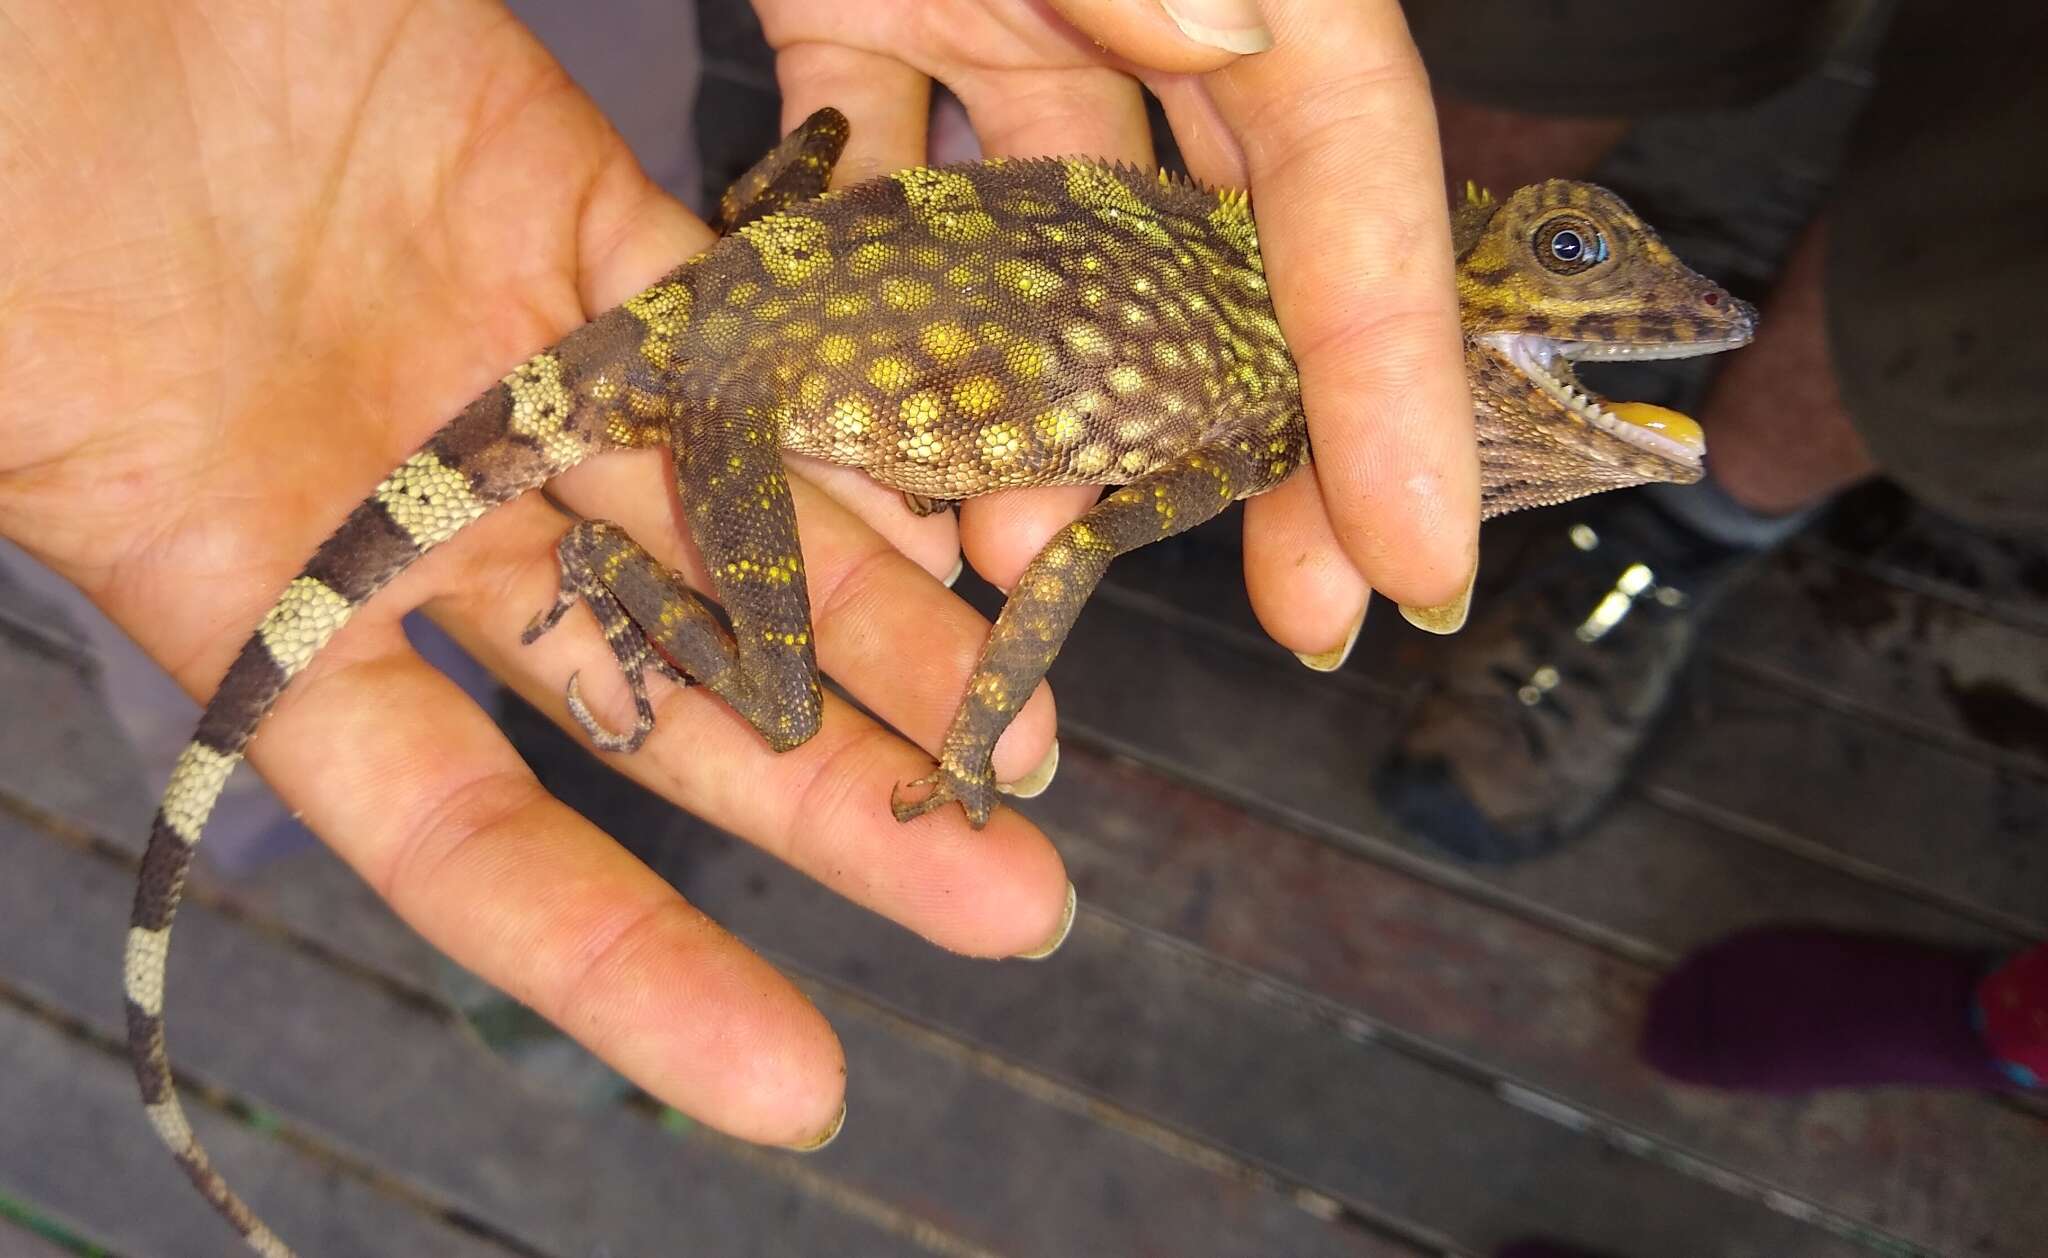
[[522, 587, 578, 645], [890, 762, 997, 828]]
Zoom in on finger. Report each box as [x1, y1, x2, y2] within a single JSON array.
[[946, 63, 1151, 167], [786, 452, 962, 582], [776, 42, 932, 184], [246, 630, 844, 1147], [1205, 0, 1479, 609], [1043, 0, 1270, 68], [1241, 467, 1371, 663], [449, 477, 1067, 957], [953, 484, 1103, 592]]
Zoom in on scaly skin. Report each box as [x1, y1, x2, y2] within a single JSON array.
[[124, 109, 1755, 1256]]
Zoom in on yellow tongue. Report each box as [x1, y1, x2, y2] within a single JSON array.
[[1607, 401, 1704, 450]]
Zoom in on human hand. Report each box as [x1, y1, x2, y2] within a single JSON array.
[[755, 0, 1478, 661], [0, 0, 1069, 1149]]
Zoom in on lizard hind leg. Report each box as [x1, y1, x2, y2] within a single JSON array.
[[524, 519, 694, 754], [892, 442, 1274, 828]]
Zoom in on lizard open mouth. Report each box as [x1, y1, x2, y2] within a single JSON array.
[[1482, 331, 1752, 471]]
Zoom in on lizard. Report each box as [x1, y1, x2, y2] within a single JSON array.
[[121, 106, 1757, 1256]]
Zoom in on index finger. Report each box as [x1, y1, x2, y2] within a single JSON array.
[[1205, 0, 1477, 609]]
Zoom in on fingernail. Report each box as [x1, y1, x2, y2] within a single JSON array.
[[1159, 0, 1274, 53], [1014, 882, 1079, 960], [1399, 555, 1480, 636], [1293, 607, 1365, 672], [996, 738, 1059, 799], [787, 1102, 847, 1152], [942, 555, 964, 588]]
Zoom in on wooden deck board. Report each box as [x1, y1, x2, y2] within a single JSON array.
[[0, 796, 1443, 1258], [0, 812, 945, 1258], [0, 1217, 85, 1258], [498, 704, 1925, 1258], [1020, 750, 2048, 1258], [0, 999, 520, 1258]]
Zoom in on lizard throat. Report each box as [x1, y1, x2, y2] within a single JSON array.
[[1483, 331, 1747, 472]]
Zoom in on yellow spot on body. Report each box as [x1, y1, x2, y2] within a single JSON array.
[[867, 356, 916, 393], [695, 309, 743, 352], [946, 258, 988, 289], [259, 576, 354, 677], [1121, 302, 1154, 328], [725, 280, 761, 307], [1005, 341, 1052, 380], [911, 245, 947, 270], [1120, 449, 1150, 475], [900, 390, 944, 429], [1074, 444, 1111, 476], [848, 241, 898, 277], [894, 168, 998, 243], [1060, 323, 1110, 358], [160, 742, 240, 846], [1063, 159, 1171, 244], [1152, 342, 1185, 370], [952, 375, 1005, 419], [824, 291, 870, 319], [1107, 364, 1146, 396], [918, 321, 973, 363], [979, 421, 1024, 465], [624, 282, 693, 369], [829, 394, 874, 437], [880, 275, 935, 311], [995, 258, 1064, 301], [820, 334, 857, 365], [375, 451, 487, 547], [1034, 406, 1085, 448], [903, 428, 945, 463], [740, 213, 832, 286], [799, 374, 830, 411]]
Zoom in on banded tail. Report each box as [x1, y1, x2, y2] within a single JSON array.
[[122, 330, 631, 1256], [123, 107, 843, 1256]]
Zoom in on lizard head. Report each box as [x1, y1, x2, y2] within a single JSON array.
[[1453, 180, 1758, 513]]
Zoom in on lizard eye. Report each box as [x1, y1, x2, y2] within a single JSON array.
[[1534, 216, 1607, 275]]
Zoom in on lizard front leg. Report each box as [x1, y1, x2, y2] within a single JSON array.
[[893, 438, 1289, 827]]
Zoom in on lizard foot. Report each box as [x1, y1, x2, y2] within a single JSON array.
[[890, 761, 997, 828]]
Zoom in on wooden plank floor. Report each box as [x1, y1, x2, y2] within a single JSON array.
[[3, 484, 2044, 1258]]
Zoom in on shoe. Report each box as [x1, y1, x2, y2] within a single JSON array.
[[1375, 495, 1759, 863], [1641, 925, 2027, 1092]]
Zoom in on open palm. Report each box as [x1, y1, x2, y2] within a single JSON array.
[[0, 0, 1070, 1150]]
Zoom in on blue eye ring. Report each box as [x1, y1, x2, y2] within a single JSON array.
[[1534, 215, 1607, 274]]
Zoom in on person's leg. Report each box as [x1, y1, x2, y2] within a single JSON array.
[[1377, 0, 2048, 862]]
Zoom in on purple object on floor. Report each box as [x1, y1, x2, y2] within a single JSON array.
[[1641, 925, 2013, 1092]]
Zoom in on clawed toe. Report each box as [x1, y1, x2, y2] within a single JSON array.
[[564, 671, 654, 754], [522, 590, 578, 645], [890, 763, 996, 827]]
